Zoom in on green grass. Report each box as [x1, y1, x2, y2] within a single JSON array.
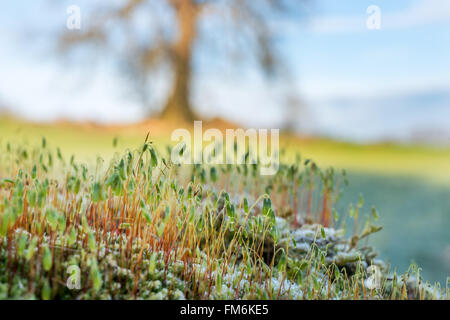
[[281, 136, 450, 186], [3, 117, 450, 184], [339, 172, 450, 285]]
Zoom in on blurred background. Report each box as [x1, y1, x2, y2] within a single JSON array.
[[0, 0, 449, 284]]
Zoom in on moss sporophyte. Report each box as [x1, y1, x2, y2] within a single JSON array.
[[0, 137, 445, 300]]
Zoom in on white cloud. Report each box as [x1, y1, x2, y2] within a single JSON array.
[[0, 50, 144, 124]]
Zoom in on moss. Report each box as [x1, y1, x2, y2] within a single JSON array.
[[0, 139, 446, 300]]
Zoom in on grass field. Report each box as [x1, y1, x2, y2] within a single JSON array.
[[2, 117, 450, 183], [1, 116, 449, 288]]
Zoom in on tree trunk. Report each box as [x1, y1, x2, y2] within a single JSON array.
[[161, 1, 198, 122]]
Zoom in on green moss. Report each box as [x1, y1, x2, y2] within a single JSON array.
[[0, 132, 447, 300]]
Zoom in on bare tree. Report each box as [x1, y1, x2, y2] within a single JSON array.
[[60, 0, 308, 122]]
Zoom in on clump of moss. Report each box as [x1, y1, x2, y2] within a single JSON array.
[[0, 139, 446, 300]]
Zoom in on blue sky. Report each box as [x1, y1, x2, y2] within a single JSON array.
[[0, 0, 449, 142]]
